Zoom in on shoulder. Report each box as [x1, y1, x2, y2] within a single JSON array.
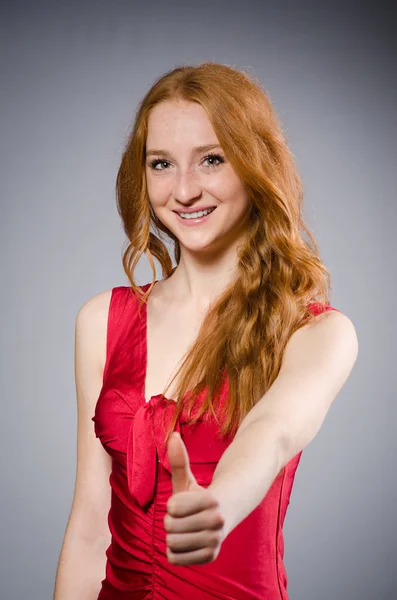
[[75, 289, 115, 374], [77, 286, 133, 323], [303, 305, 358, 350], [280, 307, 358, 378], [76, 285, 137, 347], [306, 302, 355, 335], [306, 304, 355, 336], [77, 288, 114, 325]]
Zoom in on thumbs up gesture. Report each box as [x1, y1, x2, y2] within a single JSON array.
[[164, 431, 227, 566]]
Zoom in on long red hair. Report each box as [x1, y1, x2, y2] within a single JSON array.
[[115, 62, 332, 446]]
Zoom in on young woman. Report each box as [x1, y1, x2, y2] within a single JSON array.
[[54, 63, 358, 600]]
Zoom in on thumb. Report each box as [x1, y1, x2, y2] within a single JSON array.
[[168, 431, 197, 494]]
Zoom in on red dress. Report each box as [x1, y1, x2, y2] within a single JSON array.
[[92, 282, 339, 599]]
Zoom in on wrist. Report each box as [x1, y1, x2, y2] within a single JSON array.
[[208, 479, 236, 539]]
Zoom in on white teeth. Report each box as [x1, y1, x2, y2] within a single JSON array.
[[179, 207, 215, 219]]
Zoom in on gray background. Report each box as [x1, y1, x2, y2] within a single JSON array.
[[1, 1, 396, 599]]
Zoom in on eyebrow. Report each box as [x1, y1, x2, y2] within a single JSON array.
[[146, 144, 222, 158]]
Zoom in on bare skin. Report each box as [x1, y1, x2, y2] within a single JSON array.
[[54, 290, 113, 600], [144, 277, 213, 402], [143, 98, 253, 401], [144, 99, 251, 311]]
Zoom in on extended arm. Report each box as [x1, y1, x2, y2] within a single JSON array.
[[208, 310, 359, 537]]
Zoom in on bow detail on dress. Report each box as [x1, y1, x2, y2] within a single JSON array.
[[126, 394, 181, 508], [126, 383, 233, 509]]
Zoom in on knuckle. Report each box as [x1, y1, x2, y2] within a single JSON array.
[[167, 498, 175, 513], [163, 514, 172, 531], [166, 548, 176, 563], [210, 532, 221, 547], [167, 533, 182, 550], [204, 547, 215, 561], [214, 512, 225, 528]]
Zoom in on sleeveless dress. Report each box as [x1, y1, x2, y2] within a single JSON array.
[[92, 282, 339, 599]]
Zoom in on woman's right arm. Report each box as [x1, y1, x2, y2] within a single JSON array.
[[53, 290, 113, 600]]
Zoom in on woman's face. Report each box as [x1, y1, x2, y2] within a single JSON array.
[[145, 99, 251, 255]]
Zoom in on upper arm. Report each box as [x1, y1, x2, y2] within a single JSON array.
[[67, 289, 113, 544], [240, 310, 359, 456]]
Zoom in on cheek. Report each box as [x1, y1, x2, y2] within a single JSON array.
[[228, 187, 250, 216], [214, 173, 247, 203], [146, 178, 170, 205]]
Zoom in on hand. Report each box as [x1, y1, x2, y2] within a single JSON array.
[[164, 431, 227, 566]]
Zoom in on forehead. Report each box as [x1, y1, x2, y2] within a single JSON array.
[[146, 100, 217, 147]]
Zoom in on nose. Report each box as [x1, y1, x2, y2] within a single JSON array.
[[172, 168, 202, 204]]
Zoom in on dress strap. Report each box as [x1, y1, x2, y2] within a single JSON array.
[[102, 286, 132, 382], [307, 302, 340, 316]]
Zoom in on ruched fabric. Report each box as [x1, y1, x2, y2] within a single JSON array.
[[92, 283, 339, 599]]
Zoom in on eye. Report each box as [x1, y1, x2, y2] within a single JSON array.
[[148, 153, 225, 172], [148, 158, 170, 171], [202, 153, 225, 169]]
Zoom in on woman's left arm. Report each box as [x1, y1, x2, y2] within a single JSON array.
[[209, 310, 359, 537]]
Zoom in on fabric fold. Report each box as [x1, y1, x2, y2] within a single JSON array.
[[127, 394, 181, 508]]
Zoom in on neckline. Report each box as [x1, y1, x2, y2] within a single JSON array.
[[141, 279, 210, 407]]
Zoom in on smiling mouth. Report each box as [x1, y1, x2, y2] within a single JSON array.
[[175, 207, 217, 219]]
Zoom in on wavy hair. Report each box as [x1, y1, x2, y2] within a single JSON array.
[[116, 62, 332, 447]]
